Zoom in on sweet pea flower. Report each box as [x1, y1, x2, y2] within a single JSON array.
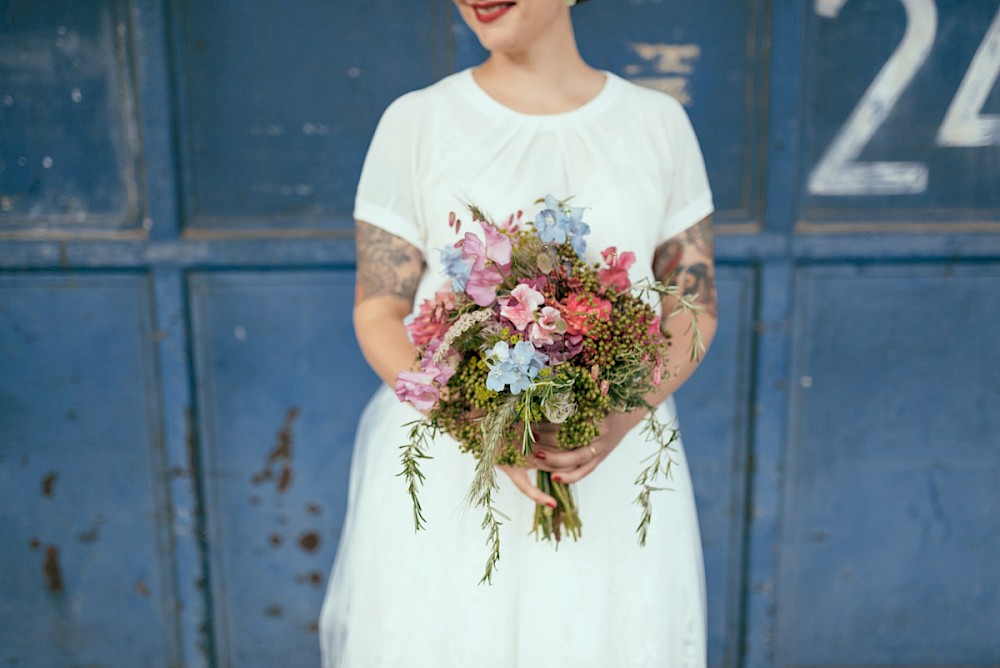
[[419, 339, 457, 385], [499, 284, 545, 331], [465, 264, 505, 306], [528, 306, 565, 346], [597, 246, 636, 291], [395, 370, 440, 411], [462, 222, 512, 272], [460, 221, 513, 305]]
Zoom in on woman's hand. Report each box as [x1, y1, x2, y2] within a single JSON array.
[[498, 410, 648, 504]]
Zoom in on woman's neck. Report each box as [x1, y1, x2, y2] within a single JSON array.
[[473, 40, 605, 115]]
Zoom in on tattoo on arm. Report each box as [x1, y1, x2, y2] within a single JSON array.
[[356, 221, 424, 303], [653, 216, 718, 320]]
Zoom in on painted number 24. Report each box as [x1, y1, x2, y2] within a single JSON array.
[[808, 0, 1000, 196]]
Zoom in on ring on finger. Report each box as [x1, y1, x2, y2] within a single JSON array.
[[588, 444, 598, 459]]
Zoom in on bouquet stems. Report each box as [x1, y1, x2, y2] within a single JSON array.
[[533, 470, 582, 542]]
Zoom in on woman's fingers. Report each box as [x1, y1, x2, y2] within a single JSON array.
[[532, 445, 595, 471], [499, 466, 556, 508], [551, 454, 602, 484]]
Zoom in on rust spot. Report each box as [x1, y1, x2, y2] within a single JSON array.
[[28, 538, 41, 550], [265, 604, 283, 618], [250, 407, 300, 494], [268, 534, 283, 548], [306, 502, 322, 516], [298, 531, 320, 553], [294, 571, 323, 588], [305, 622, 319, 633], [43, 545, 63, 593], [41, 472, 57, 498], [135, 581, 150, 597]]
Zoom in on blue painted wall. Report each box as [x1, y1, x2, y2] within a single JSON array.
[[1, 1, 998, 666]]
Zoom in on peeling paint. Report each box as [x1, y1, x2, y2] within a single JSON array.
[[40, 471, 57, 498], [250, 407, 300, 493], [43, 545, 63, 593]]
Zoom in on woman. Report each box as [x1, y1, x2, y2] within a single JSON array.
[[320, 0, 718, 665]]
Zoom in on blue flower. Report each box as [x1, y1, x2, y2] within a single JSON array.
[[440, 245, 473, 291], [484, 340, 548, 395], [565, 209, 590, 257], [533, 194, 589, 257]]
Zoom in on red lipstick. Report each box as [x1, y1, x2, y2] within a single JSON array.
[[472, 1, 515, 23]]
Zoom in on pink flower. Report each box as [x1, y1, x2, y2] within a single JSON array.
[[462, 222, 512, 273], [465, 264, 504, 306], [652, 358, 663, 386], [420, 339, 456, 385], [405, 289, 456, 346], [648, 315, 662, 339], [528, 306, 564, 346], [500, 284, 545, 331], [395, 370, 440, 411], [561, 293, 612, 336], [597, 246, 636, 291], [460, 221, 513, 306]]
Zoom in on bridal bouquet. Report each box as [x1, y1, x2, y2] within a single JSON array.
[[395, 195, 702, 583]]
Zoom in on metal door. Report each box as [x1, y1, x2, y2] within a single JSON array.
[[2, 1, 998, 666]]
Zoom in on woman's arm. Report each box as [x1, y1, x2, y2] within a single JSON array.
[[531, 215, 719, 484], [353, 220, 425, 387]]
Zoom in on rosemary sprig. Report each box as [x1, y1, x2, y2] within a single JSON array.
[[634, 278, 707, 363], [632, 408, 679, 545], [469, 397, 517, 584], [398, 419, 437, 532]]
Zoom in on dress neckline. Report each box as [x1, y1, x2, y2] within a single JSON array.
[[456, 68, 622, 122]]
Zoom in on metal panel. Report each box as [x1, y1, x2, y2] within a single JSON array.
[[171, 0, 448, 232], [802, 0, 1000, 227], [187, 270, 379, 667], [677, 267, 757, 668], [0, 0, 141, 234], [779, 263, 1000, 665], [0, 273, 177, 667]]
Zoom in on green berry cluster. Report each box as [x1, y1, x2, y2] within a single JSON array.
[[551, 365, 610, 449]]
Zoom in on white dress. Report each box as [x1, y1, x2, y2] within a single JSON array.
[[320, 69, 715, 668]]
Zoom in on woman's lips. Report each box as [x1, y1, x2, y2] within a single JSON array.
[[472, 1, 515, 23]]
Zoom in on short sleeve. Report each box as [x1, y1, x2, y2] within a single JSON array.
[[353, 96, 425, 250], [659, 101, 714, 243]]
